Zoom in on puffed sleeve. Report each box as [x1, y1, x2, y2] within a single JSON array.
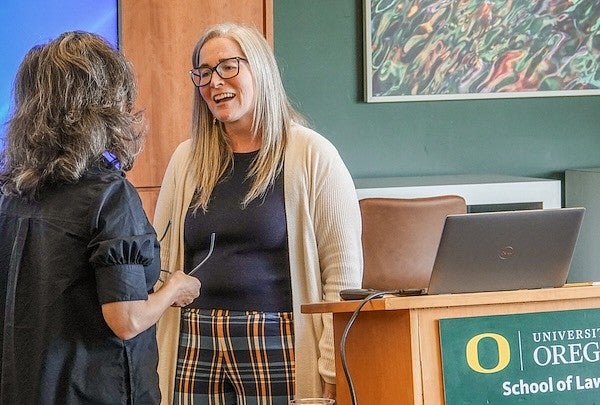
[[88, 177, 161, 304]]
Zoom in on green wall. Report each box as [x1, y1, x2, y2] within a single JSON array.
[[273, 0, 600, 182]]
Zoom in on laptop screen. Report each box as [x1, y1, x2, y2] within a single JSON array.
[[427, 207, 585, 295]]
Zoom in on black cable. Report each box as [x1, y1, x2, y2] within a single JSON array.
[[339, 290, 399, 405]]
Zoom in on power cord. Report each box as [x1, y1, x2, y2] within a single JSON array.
[[339, 290, 399, 405]]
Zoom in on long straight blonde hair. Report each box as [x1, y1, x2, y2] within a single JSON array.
[[188, 23, 306, 211]]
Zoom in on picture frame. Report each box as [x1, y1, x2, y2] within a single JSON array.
[[364, 0, 600, 103]]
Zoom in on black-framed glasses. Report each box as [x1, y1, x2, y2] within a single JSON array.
[[190, 57, 247, 87]]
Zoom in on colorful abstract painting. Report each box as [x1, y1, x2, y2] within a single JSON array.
[[364, 0, 600, 102]]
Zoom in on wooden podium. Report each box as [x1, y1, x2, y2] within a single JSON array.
[[301, 285, 600, 405]]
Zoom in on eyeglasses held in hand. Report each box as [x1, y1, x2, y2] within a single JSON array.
[[188, 232, 216, 275], [189, 57, 247, 87], [159, 232, 215, 284]]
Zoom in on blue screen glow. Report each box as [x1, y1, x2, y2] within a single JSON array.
[[0, 0, 118, 148]]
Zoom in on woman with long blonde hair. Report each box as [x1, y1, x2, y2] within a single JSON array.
[[154, 22, 362, 404]]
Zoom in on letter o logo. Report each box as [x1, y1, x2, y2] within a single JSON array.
[[465, 333, 510, 373]]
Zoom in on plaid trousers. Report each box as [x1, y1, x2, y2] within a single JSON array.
[[174, 308, 295, 405]]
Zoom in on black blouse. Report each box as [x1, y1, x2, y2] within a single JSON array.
[[0, 161, 161, 404]]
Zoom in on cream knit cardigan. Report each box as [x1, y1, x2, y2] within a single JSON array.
[[153, 124, 363, 403]]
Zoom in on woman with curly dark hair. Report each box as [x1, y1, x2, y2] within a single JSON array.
[[0, 31, 200, 404]]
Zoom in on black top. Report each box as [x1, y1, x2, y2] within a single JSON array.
[[184, 151, 292, 312], [0, 160, 161, 404]]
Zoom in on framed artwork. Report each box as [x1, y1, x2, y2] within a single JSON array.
[[364, 0, 600, 102]]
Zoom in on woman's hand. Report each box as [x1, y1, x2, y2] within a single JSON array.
[[102, 270, 200, 340], [162, 270, 201, 307]]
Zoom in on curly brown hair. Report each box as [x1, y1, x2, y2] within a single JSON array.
[[0, 31, 145, 200]]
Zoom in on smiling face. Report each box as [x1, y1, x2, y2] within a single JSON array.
[[198, 37, 255, 130]]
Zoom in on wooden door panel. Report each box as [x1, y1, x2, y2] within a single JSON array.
[[120, 0, 273, 210]]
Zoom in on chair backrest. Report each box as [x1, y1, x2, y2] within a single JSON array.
[[360, 195, 467, 290]]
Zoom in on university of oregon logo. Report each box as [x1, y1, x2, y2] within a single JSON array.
[[466, 333, 511, 373], [440, 310, 600, 402]]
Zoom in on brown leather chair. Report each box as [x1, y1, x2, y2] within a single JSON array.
[[360, 195, 467, 291]]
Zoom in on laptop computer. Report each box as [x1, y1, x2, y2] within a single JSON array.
[[341, 207, 585, 299]]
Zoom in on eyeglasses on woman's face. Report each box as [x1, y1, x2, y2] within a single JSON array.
[[189, 57, 247, 87]]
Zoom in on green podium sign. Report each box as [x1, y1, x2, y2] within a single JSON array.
[[439, 308, 600, 404]]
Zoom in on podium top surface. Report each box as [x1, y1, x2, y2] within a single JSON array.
[[301, 285, 600, 315]]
